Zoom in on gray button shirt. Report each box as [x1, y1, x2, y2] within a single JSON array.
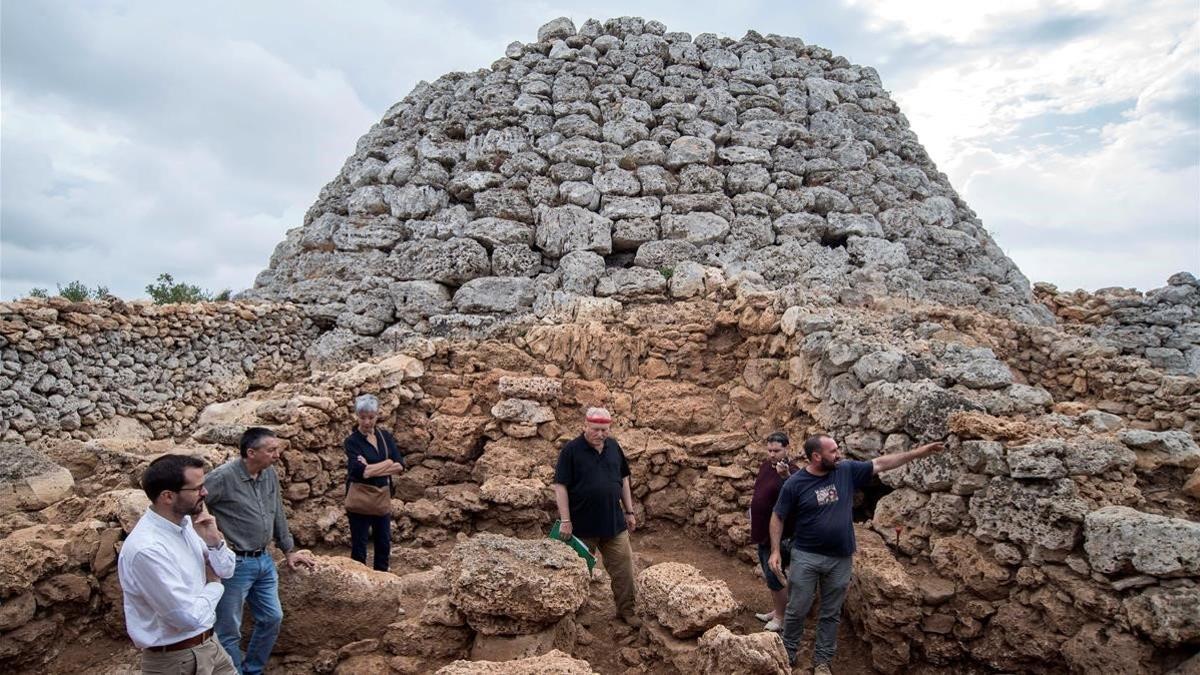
[[204, 459, 295, 554]]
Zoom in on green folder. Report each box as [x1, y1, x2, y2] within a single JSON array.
[[549, 519, 597, 574]]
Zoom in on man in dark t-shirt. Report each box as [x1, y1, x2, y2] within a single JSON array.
[[769, 434, 944, 672], [552, 407, 639, 627]]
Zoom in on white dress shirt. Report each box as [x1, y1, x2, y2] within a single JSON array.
[[118, 508, 236, 649]]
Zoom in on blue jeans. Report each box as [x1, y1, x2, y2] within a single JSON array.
[[348, 512, 391, 571], [214, 555, 283, 675], [781, 549, 853, 666]]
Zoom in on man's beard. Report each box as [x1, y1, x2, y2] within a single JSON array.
[[175, 497, 204, 518], [820, 457, 838, 471]]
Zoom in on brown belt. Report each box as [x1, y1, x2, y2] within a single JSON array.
[[147, 628, 213, 653]]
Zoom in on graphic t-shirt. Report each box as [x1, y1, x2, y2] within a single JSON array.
[[773, 460, 875, 557]]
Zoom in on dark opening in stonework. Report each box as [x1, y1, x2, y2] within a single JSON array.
[[820, 232, 849, 249], [854, 476, 893, 523]]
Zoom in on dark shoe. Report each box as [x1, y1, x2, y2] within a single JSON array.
[[620, 613, 643, 628]]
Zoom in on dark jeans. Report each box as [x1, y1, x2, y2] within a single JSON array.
[[756, 541, 792, 591], [348, 512, 391, 571], [782, 549, 853, 666]]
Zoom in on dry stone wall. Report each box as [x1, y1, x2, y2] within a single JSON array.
[[247, 15, 1053, 361], [1034, 271, 1200, 377], [0, 298, 319, 444]]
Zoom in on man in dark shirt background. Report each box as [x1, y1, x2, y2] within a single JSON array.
[[552, 407, 640, 628], [768, 434, 944, 673], [749, 431, 798, 632]]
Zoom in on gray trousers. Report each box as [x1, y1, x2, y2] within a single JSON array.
[[781, 549, 854, 666]]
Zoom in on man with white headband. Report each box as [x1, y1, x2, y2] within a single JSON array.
[[552, 407, 640, 628]]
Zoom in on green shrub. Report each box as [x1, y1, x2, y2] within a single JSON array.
[[27, 288, 50, 299], [145, 273, 213, 304], [57, 280, 92, 302], [658, 266, 674, 280]]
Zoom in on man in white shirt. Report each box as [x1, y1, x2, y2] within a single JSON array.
[[119, 454, 238, 674]]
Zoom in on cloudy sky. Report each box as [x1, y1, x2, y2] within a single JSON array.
[[2, 0, 1197, 300]]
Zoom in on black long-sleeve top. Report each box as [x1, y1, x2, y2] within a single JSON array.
[[344, 427, 405, 488]]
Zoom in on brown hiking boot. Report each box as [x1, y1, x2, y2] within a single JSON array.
[[620, 612, 643, 628], [813, 663, 833, 675]]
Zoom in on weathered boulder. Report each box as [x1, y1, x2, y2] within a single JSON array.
[[276, 556, 406, 654], [447, 534, 589, 634], [1084, 506, 1200, 577], [1124, 582, 1200, 647], [697, 624, 789, 674], [1118, 430, 1200, 470], [635, 562, 739, 638], [435, 648, 595, 674], [969, 477, 1087, 554], [0, 444, 74, 515]]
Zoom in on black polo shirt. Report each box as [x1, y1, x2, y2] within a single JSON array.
[[553, 435, 631, 539]]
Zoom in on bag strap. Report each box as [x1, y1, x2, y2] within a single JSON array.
[[375, 429, 393, 490]]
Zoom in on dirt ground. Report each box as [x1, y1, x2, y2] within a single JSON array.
[[42, 520, 978, 675]]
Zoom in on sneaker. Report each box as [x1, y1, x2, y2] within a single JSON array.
[[813, 663, 833, 675], [620, 613, 643, 628], [764, 617, 782, 632], [754, 610, 774, 622]]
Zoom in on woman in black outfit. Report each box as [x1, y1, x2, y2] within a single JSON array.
[[344, 394, 405, 571]]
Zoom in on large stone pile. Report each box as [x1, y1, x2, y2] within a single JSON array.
[[0, 298, 318, 442], [246, 15, 1052, 362]]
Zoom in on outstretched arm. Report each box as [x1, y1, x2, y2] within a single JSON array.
[[871, 442, 945, 475]]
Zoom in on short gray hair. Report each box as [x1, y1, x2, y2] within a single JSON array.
[[354, 394, 380, 414], [585, 407, 612, 422]]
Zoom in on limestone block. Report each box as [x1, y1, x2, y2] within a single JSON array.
[[1084, 506, 1200, 577], [969, 477, 1087, 554], [535, 205, 613, 257], [453, 277, 536, 313], [435, 649, 594, 674], [276, 556, 406, 654], [665, 136, 715, 167], [595, 268, 667, 300], [0, 444, 74, 515], [697, 624, 789, 674], [490, 398, 555, 424], [447, 534, 589, 634], [1118, 430, 1200, 471], [635, 562, 739, 638], [389, 238, 491, 285], [660, 212, 730, 245], [497, 377, 563, 402], [1124, 583, 1200, 647], [633, 240, 701, 269], [559, 250, 606, 295]]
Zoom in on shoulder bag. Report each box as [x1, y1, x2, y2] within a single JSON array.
[[345, 429, 394, 517]]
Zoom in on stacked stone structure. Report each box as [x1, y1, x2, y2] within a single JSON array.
[[245, 15, 1052, 364]]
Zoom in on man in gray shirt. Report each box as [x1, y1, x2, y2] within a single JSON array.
[[205, 427, 315, 675]]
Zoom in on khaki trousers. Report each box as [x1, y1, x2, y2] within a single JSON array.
[[581, 529, 637, 618], [141, 635, 237, 675]]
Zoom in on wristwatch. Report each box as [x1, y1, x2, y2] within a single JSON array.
[[206, 540, 226, 551]]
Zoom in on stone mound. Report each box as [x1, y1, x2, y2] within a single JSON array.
[[247, 15, 1052, 359]]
